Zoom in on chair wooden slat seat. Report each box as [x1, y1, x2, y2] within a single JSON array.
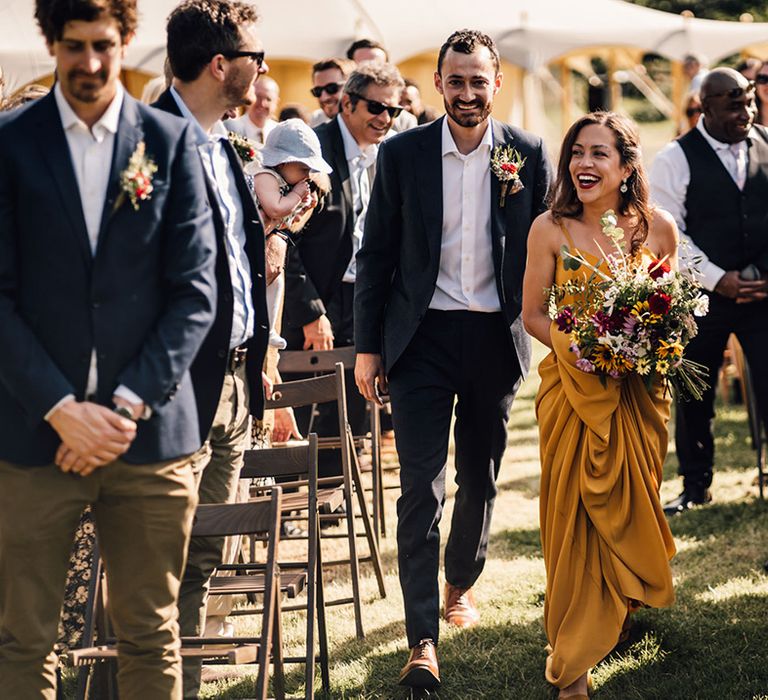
[[210, 570, 306, 598]]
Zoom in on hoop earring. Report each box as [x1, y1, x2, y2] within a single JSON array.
[[620, 179, 628, 194]]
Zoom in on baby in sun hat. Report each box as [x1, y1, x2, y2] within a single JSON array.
[[250, 118, 332, 234]]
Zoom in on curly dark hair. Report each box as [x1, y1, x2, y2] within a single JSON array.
[[550, 111, 652, 255], [35, 0, 138, 44], [437, 29, 500, 76], [167, 0, 259, 82]]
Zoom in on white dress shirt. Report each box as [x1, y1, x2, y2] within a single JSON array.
[[171, 87, 254, 350], [429, 118, 500, 312], [225, 114, 277, 145], [338, 115, 378, 284], [649, 116, 752, 291], [47, 83, 145, 417]]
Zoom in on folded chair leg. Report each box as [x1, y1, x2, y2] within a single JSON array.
[[349, 428, 387, 599], [304, 514, 317, 699], [272, 596, 286, 700], [316, 528, 331, 695]]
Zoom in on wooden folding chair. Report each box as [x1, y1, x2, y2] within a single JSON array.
[[233, 434, 330, 697], [65, 489, 287, 700], [267, 363, 386, 638], [278, 346, 388, 540]]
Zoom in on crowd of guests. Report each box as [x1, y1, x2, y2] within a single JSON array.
[[0, 0, 766, 699]]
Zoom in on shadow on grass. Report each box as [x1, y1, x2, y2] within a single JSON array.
[[488, 527, 542, 560]]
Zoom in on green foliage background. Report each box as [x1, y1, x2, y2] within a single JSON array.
[[627, 0, 768, 22]]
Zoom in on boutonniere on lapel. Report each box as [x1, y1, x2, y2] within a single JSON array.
[[491, 145, 526, 207], [228, 131, 258, 164], [114, 141, 158, 212]]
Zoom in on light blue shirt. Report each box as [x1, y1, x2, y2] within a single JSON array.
[[171, 87, 254, 349]]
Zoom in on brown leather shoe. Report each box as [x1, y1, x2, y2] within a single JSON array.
[[443, 582, 480, 627], [398, 639, 440, 689]]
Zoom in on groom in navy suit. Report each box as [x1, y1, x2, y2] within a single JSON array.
[[0, 1, 216, 697], [355, 30, 551, 688]]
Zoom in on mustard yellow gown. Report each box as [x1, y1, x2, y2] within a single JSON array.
[[536, 228, 676, 688]]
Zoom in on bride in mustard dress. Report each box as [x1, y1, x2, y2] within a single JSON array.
[[522, 112, 678, 699]]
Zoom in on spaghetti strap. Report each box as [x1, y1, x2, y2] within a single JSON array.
[[558, 221, 575, 248]]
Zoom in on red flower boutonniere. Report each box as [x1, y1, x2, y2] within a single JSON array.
[[491, 145, 526, 207], [228, 131, 258, 164], [114, 141, 157, 212]]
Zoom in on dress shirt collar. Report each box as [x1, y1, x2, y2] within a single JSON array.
[[697, 116, 754, 152], [54, 81, 123, 141], [337, 114, 378, 167], [169, 86, 228, 145], [441, 116, 493, 158]]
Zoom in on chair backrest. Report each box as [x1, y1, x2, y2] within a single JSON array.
[[241, 434, 318, 481], [266, 364, 343, 410], [277, 346, 356, 374], [192, 488, 283, 538]]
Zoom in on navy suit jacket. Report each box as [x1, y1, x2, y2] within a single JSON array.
[[0, 91, 217, 466], [152, 89, 269, 437], [354, 117, 552, 378]]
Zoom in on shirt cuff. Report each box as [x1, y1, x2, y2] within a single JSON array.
[[44, 394, 75, 422], [699, 261, 727, 293], [114, 385, 153, 419]]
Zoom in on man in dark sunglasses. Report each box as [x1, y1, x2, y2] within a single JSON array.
[[651, 67, 768, 518], [283, 62, 405, 475], [309, 57, 355, 127], [152, 1, 273, 696]]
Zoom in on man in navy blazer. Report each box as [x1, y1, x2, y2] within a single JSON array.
[[0, 1, 216, 697], [355, 31, 552, 689]]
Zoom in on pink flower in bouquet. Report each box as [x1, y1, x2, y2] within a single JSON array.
[[575, 358, 595, 373], [556, 307, 575, 333]]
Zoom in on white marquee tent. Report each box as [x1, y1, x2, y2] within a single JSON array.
[[3, 0, 768, 93]]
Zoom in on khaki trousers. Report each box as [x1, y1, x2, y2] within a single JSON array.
[[0, 455, 197, 700], [178, 361, 250, 698]]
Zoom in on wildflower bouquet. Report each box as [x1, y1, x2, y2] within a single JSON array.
[[547, 210, 710, 400]]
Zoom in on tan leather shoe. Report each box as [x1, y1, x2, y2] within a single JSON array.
[[443, 582, 480, 627], [398, 639, 440, 689]]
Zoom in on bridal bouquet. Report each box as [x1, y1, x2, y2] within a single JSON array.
[[547, 210, 710, 400]]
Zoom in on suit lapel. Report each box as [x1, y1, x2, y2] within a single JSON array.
[[417, 118, 444, 263], [490, 118, 511, 248], [328, 119, 353, 214], [34, 93, 92, 266], [97, 95, 142, 251]]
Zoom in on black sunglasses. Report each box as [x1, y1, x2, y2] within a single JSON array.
[[756, 74, 768, 86], [310, 81, 344, 98], [707, 82, 756, 100], [685, 106, 702, 118], [222, 50, 265, 67], [347, 91, 403, 119]]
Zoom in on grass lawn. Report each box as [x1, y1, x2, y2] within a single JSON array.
[[193, 341, 768, 699], [63, 342, 768, 699]]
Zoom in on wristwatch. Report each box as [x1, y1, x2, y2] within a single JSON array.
[[112, 404, 136, 421]]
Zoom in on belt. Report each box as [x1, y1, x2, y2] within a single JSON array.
[[228, 345, 248, 372]]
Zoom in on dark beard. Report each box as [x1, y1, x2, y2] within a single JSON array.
[[67, 70, 108, 103], [223, 65, 253, 110], [444, 98, 492, 127]]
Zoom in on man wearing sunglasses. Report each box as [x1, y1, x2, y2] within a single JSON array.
[[309, 57, 355, 128], [283, 62, 404, 475], [151, 1, 273, 696], [651, 67, 768, 516]]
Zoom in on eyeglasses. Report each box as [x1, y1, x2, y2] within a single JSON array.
[[756, 74, 768, 86], [347, 91, 403, 119], [310, 82, 345, 98], [222, 50, 265, 68], [707, 82, 756, 100], [685, 106, 702, 118]]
